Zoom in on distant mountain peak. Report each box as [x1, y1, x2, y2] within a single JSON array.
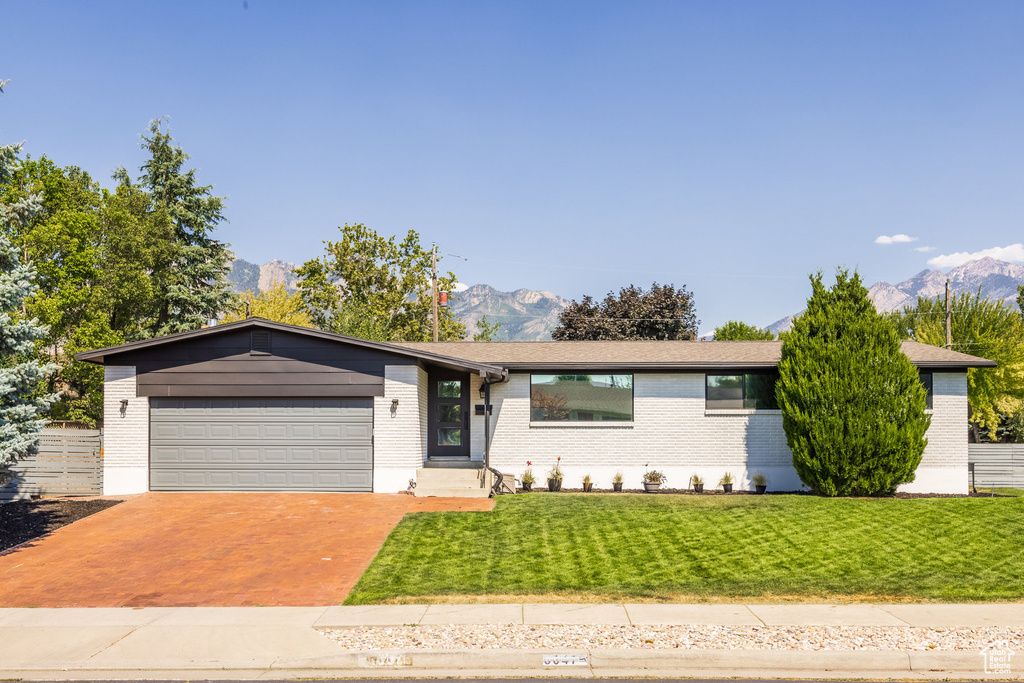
[[228, 258, 299, 294], [767, 257, 1024, 334]]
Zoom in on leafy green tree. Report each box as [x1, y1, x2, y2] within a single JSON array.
[[714, 320, 776, 341], [891, 290, 1024, 439], [223, 283, 313, 327], [132, 119, 234, 335], [777, 269, 929, 496], [0, 79, 59, 472], [552, 282, 698, 341], [1018, 285, 1023, 319], [472, 314, 501, 341], [296, 224, 466, 342], [1, 155, 171, 424]]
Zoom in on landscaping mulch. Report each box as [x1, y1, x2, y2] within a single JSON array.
[[0, 498, 122, 552], [517, 488, 1010, 498]]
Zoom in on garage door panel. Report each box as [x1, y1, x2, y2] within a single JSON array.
[[149, 467, 373, 491], [150, 398, 374, 492], [152, 445, 367, 465]]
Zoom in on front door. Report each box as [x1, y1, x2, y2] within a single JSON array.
[[428, 373, 470, 458]]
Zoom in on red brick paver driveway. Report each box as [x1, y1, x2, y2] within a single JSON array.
[[0, 492, 493, 607]]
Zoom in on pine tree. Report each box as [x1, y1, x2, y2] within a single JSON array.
[[0, 79, 58, 473], [134, 119, 234, 335], [777, 269, 930, 496]]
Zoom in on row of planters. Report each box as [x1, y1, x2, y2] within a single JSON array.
[[519, 459, 769, 494]]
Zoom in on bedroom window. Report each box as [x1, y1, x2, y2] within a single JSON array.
[[920, 372, 933, 409], [706, 373, 779, 410], [530, 374, 633, 422]]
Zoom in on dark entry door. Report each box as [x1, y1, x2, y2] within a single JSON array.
[[428, 373, 470, 458]]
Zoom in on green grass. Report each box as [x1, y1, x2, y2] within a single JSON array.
[[346, 494, 1024, 604]]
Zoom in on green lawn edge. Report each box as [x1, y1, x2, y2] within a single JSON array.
[[346, 493, 1024, 605]]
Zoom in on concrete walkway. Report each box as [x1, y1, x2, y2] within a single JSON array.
[[0, 604, 1020, 680]]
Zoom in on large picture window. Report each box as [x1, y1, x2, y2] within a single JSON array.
[[530, 374, 633, 422], [706, 373, 779, 410]]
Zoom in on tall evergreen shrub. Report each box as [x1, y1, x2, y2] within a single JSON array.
[[776, 269, 929, 496]]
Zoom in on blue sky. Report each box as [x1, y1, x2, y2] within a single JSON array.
[[3, 1, 1023, 332]]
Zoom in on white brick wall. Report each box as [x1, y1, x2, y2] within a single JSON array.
[[470, 371, 967, 494], [373, 365, 427, 492], [901, 372, 968, 494], [102, 365, 149, 495]]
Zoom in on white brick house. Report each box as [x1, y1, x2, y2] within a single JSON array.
[[77, 319, 992, 497]]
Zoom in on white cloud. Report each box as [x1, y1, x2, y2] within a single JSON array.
[[926, 243, 1024, 269], [914, 246, 935, 253], [874, 234, 917, 245], [451, 282, 469, 293]]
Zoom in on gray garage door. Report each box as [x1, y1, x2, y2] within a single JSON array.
[[149, 398, 373, 491]]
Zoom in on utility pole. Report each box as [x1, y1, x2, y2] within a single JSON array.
[[431, 243, 439, 343], [944, 279, 952, 349]]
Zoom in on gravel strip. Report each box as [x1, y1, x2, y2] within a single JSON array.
[[321, 624, 1023, 651]]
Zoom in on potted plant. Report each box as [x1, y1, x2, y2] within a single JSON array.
[[612, 470, 624, 492], [719, 472, 734, 494], [751, 471, 768, 494], [689, 473, 704, 494], [547, 457, 563, 492], [642, 469, 666, 492], [521, 462, 535, 492], [582, 474, 593, 492]]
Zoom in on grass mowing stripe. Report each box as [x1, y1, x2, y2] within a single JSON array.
[[346, 494, 1024, 604]]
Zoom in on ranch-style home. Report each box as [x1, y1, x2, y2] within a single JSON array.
[[77, 317, 994, 497]]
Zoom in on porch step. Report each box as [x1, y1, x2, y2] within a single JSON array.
[[415, 465, 497, 498], [415, 485, 492, 499]]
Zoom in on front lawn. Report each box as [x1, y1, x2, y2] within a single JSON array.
[[346, 494, 1024, 604]]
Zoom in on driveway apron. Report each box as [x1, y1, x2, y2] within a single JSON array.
[[0, 492, 493, 607]]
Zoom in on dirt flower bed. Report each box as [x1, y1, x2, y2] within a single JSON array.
[[0, 498, 122, 552], [516, 488, 1005, 498]]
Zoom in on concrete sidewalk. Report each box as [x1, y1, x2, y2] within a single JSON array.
[[0, 604, 1021, 680]]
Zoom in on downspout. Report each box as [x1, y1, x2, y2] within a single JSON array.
[[481, 370, 508, 495]]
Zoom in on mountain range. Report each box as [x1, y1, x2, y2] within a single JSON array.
[[227, 259, 570, 340], [767, 256, 1024, 334], [229, 257, 1024, 340]]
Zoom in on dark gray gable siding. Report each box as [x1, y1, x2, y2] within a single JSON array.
[[107, 328, 418, 398]]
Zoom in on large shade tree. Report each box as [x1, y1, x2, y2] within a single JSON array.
[[296, 224, 466, 342], [1, 155, 170, 423], [714, 320, 776, 341], [890, 290, 1024, 441], [777, 269, 929, 496], [552, 282, 698, 341]]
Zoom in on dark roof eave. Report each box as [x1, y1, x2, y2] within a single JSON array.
[[74, 318, 506, 379]]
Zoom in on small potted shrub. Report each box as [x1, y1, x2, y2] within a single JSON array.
[[751, 471, 768, 494], [612, 470, 624, 492], [582, 474, 593, 492], [521, 462, 535, 492], [689, 473, 704, 494], [547, 457, 563, 492], [719, 472, 734, 494], [642, 469, 666, 492]]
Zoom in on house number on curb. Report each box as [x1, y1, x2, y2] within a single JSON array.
[[543, 654, 589, 666], [360, 653, 413, 667]]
